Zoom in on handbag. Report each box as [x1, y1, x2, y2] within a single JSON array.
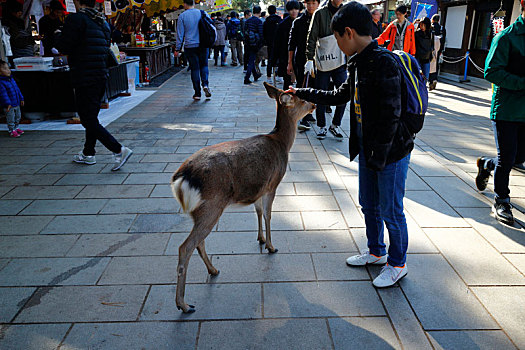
[[315, 35, 346, 72]]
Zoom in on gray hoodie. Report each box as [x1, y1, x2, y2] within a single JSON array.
[[214, 20, 227, 46]]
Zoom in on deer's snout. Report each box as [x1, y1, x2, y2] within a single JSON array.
[[308, 103, 316, 113]]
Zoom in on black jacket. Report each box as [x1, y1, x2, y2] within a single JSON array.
[[415, 30, 433, 63], [431, 22, 446, 55], [295, 41, 413, 171], [56, 11, 111, 87], [263, 14, 281, 47], [272, 16, 293, 76], [371, 21, 383, 39], [288, 12, 312, 68], [39, 15, 63, 56]]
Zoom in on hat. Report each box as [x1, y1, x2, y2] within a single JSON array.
[[50, 0, 64, 11]]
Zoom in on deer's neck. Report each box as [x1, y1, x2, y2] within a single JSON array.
[[269, 106, 297, 152]]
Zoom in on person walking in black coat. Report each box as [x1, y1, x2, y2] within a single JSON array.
[[370, 9, 383, 39], [414, 17, 433, 80], [56, 0, 132, 171], [263, 5, 281, 82]]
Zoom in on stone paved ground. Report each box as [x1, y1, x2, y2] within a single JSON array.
[[0, 64, 524, 350]]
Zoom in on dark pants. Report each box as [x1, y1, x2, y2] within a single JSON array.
[[213, 45, 226, 64], [295, 62, 315, 121], [316, 65, 348, 128], [267, 46, 274, 77], [244, 45, 249, 70], [245, 47, 259, 80], [185, 47, 209, 96], [76, 82, 121, 156], [486, 120, 525, 202]]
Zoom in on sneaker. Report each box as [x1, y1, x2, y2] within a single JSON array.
[[429, 81, 437, 91], [346, 250, 387, 266], [317, 127, 327, 140], [73, 152, 96, 165], [231, 62, 238, 66], [9, 130, 20, 138], [298, 119, 311, 131], [203, 86, 212, 98], [373, 263, 408, 288], [513, 162, 525, 172], [15, 128, 24, 135], [221, 63, 228, 67], [326, 106, 333, 113], [476, 157, 491, 191], [243, 69, 247, 74], [329, 125, 344, 141], [112, 146, 133, 171], [275, 77, 284, 84], [493, 202, 514, 226], [254, 72, 262, 82], [266, 77, 273, 84], [193, 94, 201, 101], [304, 114, 316, 123], [244, 79, 252, 85]]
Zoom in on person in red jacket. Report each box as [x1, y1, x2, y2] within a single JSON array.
[[377, 5, 415, 55]]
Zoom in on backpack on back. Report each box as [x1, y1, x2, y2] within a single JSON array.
[[390, 50, 428, 135], [198, 10, 217, 48], [228, 20, 243, 41]]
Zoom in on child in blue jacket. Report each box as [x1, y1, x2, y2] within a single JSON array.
[[0, 61, 24, 137]]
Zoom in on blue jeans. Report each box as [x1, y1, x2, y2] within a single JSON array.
[[315, 65, 347, 127], [245, 47, 259, 80], [486, 120, 525, 203], [420, 62, 430, 81], [359, 153, 410, 267], [185, 47, 209, 96]]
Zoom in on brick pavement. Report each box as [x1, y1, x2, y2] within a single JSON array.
[[0, 65, 524, 349]]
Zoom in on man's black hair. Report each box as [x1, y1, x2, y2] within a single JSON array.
[[286, 0, 300, 11], [331, 1, 372, 36], [244, 9, 252, 16], [183, 0, 194, 6], [252, 5, 261, 14], [261, 11, 266, 17], [268, 5, 277, 14], [395, 5, 407, 14], [79, 0, 96, 7], [50, 0, 64, 11], [230, 10, 238, 18], [0, 60, 8, 67], [431, 14, 440, 22], [8, 1, 23, 13]]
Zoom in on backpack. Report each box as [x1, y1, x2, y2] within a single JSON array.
[[245, 28, 260, 47], [198, 10, 217, 48], [390, 50, 428, 134], [228, 20, 243, 41]]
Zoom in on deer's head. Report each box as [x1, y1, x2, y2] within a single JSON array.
[[264, 82, 316, 123]]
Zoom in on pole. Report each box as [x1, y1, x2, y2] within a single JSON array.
[[460, 51, 470, 83]]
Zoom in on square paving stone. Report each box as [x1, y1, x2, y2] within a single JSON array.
[[404, 191, 470, 228], [41, 214, 136, 234], [217, 212, 303, 231], [272, 195, 339, 211], [282, 171, 325, 183], [312, 253, 369, 281], [0, 257, 110, 286], [0, 164, 45, 175], [98, 256, 208, 285], [0, 324, 71, 350], [141, 284, 262, 320], [2, 185, 83, 199], [37, 163, 107, 174], [0, 199, 32, 215], [209, 254, 316, 283], [0, 287, 36, 322], [102, 162, 167, 173], [0, 235, 78, 258], [328, 317, 402, 350], [165, 232, 262, 255], [293, 182, 332, 196], [61, 322, 198, 350], [263, 281, 385, 318], [333, 190, 365, 228], [123, 173, 172, 185], [15, 285, 149, 323], [0, 258, 9, 271], [406, 170, 431, 191], [130, 214, 193, 233], [101, 198, 179, 214], [76, 185, 154, 198], [425, 228, 524, 285], [288, 161, 322, 171], [399, 254, 498, 330], [270, 230, 356, 254], [302, 211, 347, 230], [149, 184, 173, 197], [0, 185, 14, 197], [422, 176, 488, 208], [0, 174, 62, 186], [198, 319, 332, 350], [20, 199, 108, 215], [427, 330, 515, 350], [409, 154, 455, 177], [56, 174, 128, 185], [471, 286, 525, 348], [504, 254, 525, 275], [0, 216, 53, 235], [67, 233, 170, 257]]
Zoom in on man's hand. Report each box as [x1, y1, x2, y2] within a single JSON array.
[[304, 60, 315, 75], [20, 101, 25, 107], [5, 105, 12, 113], [285, 87, 297, 94], [287, 62, 294, 76]]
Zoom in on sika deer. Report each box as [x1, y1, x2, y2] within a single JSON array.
[[170, 82, 315, 313]]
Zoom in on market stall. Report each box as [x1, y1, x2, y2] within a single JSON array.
[[120, 44, 170, 82]]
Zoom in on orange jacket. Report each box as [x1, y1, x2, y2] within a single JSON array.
[[377, 20, 416, 56]]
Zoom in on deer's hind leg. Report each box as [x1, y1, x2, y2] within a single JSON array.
[[254, 198, 266, 244], [262, 191, 278, 254], [197, 240, 219, 276]]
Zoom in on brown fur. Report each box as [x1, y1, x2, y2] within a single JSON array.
[[171, 83, 315, 313]]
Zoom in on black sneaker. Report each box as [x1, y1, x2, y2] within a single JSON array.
[[317, 127, 327, 140], [493, 202, 514, 226], [476, 157, 491, 191], [326, 106, 333, 113], [244, 79, 252, 85], [254, 73, 262, 82], [192, 94, 201, 101], [304, 114, 316, 123], [203, 86, 212, 98], [329, 125, 344, 141], [298, 119, 311, 131]]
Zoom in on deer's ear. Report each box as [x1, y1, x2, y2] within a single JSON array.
[[279, 93, 293, 106], [264, 82, 280, 99]]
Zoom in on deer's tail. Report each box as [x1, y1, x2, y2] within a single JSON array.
[[171, 173, 202, 214]]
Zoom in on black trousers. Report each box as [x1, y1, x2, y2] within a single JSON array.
[[75, 82, 122, 156], [267, 46, 274, 77]]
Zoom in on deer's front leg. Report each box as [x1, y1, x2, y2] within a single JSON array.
[[255, 198, 266, 244], [262, 191, 278, 253]]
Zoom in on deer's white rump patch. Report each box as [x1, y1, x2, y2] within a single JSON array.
[[171, 177, 202, 213]]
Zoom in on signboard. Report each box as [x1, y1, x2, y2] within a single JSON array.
[[104, 1, 113, 15], [65, 0, 76, 13], [445, 5, 467, 49], [410, 0, 437, 21]]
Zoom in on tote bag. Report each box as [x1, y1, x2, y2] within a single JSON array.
[[315, 35, 346, 72]]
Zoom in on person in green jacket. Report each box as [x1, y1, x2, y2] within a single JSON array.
[[476, 0, 525, 226]]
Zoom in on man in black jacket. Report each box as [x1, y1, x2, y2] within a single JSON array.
[[56, 0, 132, 171], [263, 5, 281, 82], [289, 2, 413, 288], [273, 1, 300, 89]]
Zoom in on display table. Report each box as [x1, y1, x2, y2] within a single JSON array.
[[121, 44, 172, 82], [13, 58, 138, 115]]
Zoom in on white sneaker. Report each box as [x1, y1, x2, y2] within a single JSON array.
[[373, 264, 408, 288], [112, 146, 133, 171], [266, 77, 273, 84], [73, 152, 96, 165], [275, 77, 284, 84], [346, 250, 387, 266]]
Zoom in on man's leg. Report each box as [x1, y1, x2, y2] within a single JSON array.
[[330, 66, 348, 127], [6, 108, 15, 133], [315, 70, 330, 128], [243, 44, 248, 71], [238, 42, 244, 65], [492, 120, 519, 202], [245, 49, 257, 81], [198, 48, 210, 88], [185, 48, 202, 96], [267, 46, 273, 78], [377, 154, 410, 267], [230, 40, 238, 64]]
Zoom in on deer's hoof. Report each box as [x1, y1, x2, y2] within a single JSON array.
[[177, 303, 196, 313], [210, 269, 220, 277], [267, 247, 278, 254], [258, 238, 266, 245]]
